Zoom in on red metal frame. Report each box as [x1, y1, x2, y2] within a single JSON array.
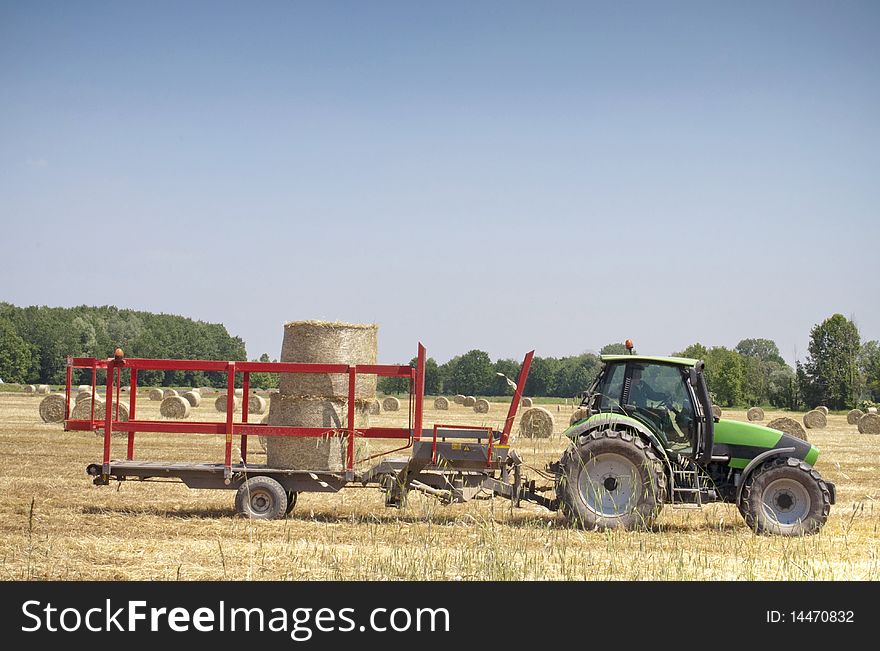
[[65, 342, 532, 479]]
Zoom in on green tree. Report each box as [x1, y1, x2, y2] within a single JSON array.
[[600, 342, 630, 355], [249, 353, 279, 390], [800, 314, 862, 409], [860, 341, 880, 402], [444, 350, 494, 395], [492, 358, 521, 395], [0, 318, 33, 383], [735, 338, 786, 365]]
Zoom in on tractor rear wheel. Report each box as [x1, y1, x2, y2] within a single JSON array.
[[235, 476, 288, 519], [557, 429, 667, 531], [740, 457, 830, 536]]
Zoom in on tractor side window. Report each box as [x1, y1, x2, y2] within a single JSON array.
[[633, 364, 696, 452], [598, 364, 626, 411]]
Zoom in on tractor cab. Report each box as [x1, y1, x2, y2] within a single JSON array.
[[585, 355, 715, 462]]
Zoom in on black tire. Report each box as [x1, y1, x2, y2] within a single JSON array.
[[234, 476, 288, 519], [557, 429, 667, 531], [740, 457, 830, 536], [285, 491, 298, 515]]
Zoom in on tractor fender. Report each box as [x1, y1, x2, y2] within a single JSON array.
[[735, 446, 796, 507], [566, 415, 673, 484]]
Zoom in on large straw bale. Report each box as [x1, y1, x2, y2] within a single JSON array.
[[23, 385, 36, 394], [767, 417, 808, 442], [367, 399, 381, 415], [858, 413, 880, 435], [39, 394, 68, 423], [278, 321, 378, 399], [453, 394, 466, 405], [147, 388, 164, 401], [474, 398, 490, 414], [75, 390, 97, 405], [434, 396, 450, 410], [162, 388, 179, 399], [93, 400, 129, 423], [36, 384, 50, 394], [248, 394, 267, 414], [182, 391, 202, 407], [71, 398, 104, 420], [803, 410, 827, 430], [77, 385, 91, 393], [570, 408, 589, 427], [521, 397, 533, 408], [868, 407, 878, 414], [747, 407, 765, 422], [463, 396, 476, 407], [382, 396, 401, 412], [520, 407, 554, 438], [816, 406, 829, 415], [711, 405, 722, 419], [847, 409, 864, 425], [160, 396, 191, 419], [265, 395, 370, 471], [215, 395, 241, 412]]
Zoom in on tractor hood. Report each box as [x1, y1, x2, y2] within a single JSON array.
[[713, 419, 819, 468]]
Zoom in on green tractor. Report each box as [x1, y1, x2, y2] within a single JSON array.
[[553, 353, 835, 535]]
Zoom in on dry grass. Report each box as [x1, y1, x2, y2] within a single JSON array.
[[1, 394, 878, 581]]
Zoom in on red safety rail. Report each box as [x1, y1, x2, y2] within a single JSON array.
[[66, 344, 429, 480]]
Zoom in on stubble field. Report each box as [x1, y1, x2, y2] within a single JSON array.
[[1, 392, 878, 580]]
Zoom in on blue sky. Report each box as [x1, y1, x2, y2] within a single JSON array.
[[1, 1, 878, 364]]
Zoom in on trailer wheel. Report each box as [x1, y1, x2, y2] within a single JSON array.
[[235, 476, 288, 520], [740, 457, 830, 536], [285, 491, 298, 515], [557, 429, 666, 531]]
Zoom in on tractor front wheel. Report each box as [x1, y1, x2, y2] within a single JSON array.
[[557, 429, 667, 531], [740, 457, 830, 536]]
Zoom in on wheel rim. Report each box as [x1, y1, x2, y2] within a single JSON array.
[[761, 478, 811, 526], [249, 489, 274, 515], [578, 452, 640, 517]]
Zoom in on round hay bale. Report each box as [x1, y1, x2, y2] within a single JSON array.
[[847, 409, 864, 425], [816, 406, 829, 415], [711, 404, 722, 419], [521, 397, 533, 408], [147, 388, 164, 401], [474, 398, 490, 414], [463, 396, 476, 407], [434, 396, 450, 410], [367, 398, 381, 415], [93, 400, 129, 423], [278, 321, 378, 399], [182, 390, 202, 408], [803, 410, 827, 430], [75, 390, 97, 405], [858, 413, 880, 435], [248, 394, 267, 414], [215, 395, 241, 412], [23, 384, 36, 394], [234, 388, 244, 397], [265, 395, 371, 470], [70, 398, 102, 420], [382, 396, 400, 412], [36, 384, 50, 394], [39, 394, 68, 423], [766, 416, 808, 442], [520, 407, 554, 439], [258, 413, 270, 452], [77, 385, 91, 393], [746, 407, 765, 422], [162, 388, 178, 399], [189, 387, 201, 394], [569, 407, 589, 427], [453, 394, 466, 405], [868, 407, 878, 414], [160, 396, 191, 419]]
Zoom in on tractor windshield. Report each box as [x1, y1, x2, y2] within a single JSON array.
[[627, 363, 696, 453]]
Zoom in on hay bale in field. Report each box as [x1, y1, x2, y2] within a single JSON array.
[[868, 407, 878, 414], [160, 396, 191, 419], [453, 394, 465, 405], [36, 384, 50, 394], [570, 408, 589, 427], [847, 409, 864, 425], [434, 396, 450, 410], [711, 404, 722, 419], [803, 410, 827, 430], [265, 395, 370, 471], [70, 398, 104, 420], [93, 400, 129, 423], [182, 390, 202, 407], [858, 413, 880, 435], [277, 321, 378, 399], [77, 385, 91, 393], [766, 416, 808, 442], [75, 390, 96, 405], [247, 394, 267, 414], [816, 406, 829, 415], [215, 395, 241, 412], [23, 384, 36, 394], [463, 396, 476, 407], [521, 397, 533, 408], [747, 407, 765, 422], [520, 407, 554, 439], [382, 396, 400, 412], [147, 388, 164, 401], [39, 394, 68, 423], [367, 398, 381, 415], [162, 388, 178, 399], [474, 398, 490, 414]]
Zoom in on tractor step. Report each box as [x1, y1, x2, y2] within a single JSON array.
[[670, 465, 710, 509]]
